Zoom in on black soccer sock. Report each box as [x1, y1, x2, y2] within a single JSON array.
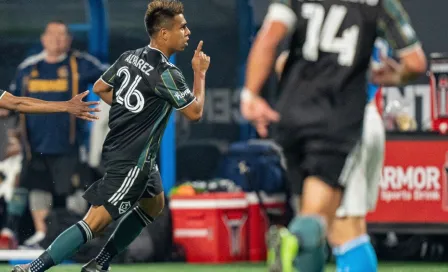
[[29, 220, 93, 272], [96, 206, 154, 270]]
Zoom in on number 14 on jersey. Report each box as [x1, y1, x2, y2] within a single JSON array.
[[302, 3, 359, 66]]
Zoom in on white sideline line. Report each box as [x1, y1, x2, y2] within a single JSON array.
[[0, 250, 44, 260]]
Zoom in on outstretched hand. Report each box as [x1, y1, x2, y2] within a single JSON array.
[[66, 91, 101, 121]]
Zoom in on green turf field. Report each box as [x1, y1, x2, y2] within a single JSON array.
[[1, 263, 447, 272]]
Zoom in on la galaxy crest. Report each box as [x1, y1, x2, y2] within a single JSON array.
[[57, 66, 68, 78]]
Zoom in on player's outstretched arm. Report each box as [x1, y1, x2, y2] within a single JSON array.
[[0, 90, 100, 121], [243, 3, 295, 96], [180, 40, 210, 121], [240, 3, 293, 137]]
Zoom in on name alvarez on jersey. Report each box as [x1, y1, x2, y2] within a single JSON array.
[[101, 46, 195, 173], [123, 54, 154, 76]]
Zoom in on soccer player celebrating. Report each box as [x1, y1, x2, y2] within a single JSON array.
[[12, 0, 210, 272], [241, 0, 426, 272], [0, 90, 98, 121]]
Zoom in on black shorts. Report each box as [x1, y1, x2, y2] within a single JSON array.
[[83, 164, 163, 220], [20, 153, 78, 195], [275, 127, 362, 195]]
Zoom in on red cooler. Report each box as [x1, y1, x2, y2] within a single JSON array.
[[170, 192, 249, 263]]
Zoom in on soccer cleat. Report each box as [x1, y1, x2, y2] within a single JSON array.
[[81, 259, 110, 272], [266, 225, 299, 272], [11, 264, 30, 272]]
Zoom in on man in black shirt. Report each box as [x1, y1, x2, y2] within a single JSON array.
[[241, 0, 426, 271], [13, 1, 210, 272]]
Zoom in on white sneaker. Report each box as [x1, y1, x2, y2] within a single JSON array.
[[23, 231, 46, 247]]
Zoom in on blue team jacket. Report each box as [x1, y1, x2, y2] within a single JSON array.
[[10, 50, 107, 155]]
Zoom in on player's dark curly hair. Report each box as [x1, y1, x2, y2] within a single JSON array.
[[145, 0, 184, 37]]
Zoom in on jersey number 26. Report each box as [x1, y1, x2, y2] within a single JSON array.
[[115, 66, 145, 113], [302, 3, 359, 66]]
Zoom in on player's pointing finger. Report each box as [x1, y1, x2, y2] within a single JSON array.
[[195, 40, 203, 54]]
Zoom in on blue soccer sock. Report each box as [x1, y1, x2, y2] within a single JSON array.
[[333, 234, 378, 272]]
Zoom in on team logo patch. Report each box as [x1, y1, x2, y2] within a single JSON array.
[[57, 66, 69, 78], [118, 201, 131, 214], [31, 69, 39, 78]]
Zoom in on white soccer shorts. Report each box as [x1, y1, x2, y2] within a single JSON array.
[[336, 103, 385, 217]]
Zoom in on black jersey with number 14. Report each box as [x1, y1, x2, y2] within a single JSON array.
[[274, 0, 420, 135], [100, 46, 195, 173]]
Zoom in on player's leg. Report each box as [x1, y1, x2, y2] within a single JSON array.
[[87, 194, 165, 272], [329, 103, 384, 272], [281, 136, 362, 272], [330, 218, 377, 272], [84, 167, 164, 272], [329, 169, 377, 272], [12, 170, 123, 272], [23, 155, 53, 247], [287, 175, 343, 272], [12, 205, 112, 272], [267, 145, 345, 272], [24, 189, 52, 247], [12, 164, 151, 272]]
